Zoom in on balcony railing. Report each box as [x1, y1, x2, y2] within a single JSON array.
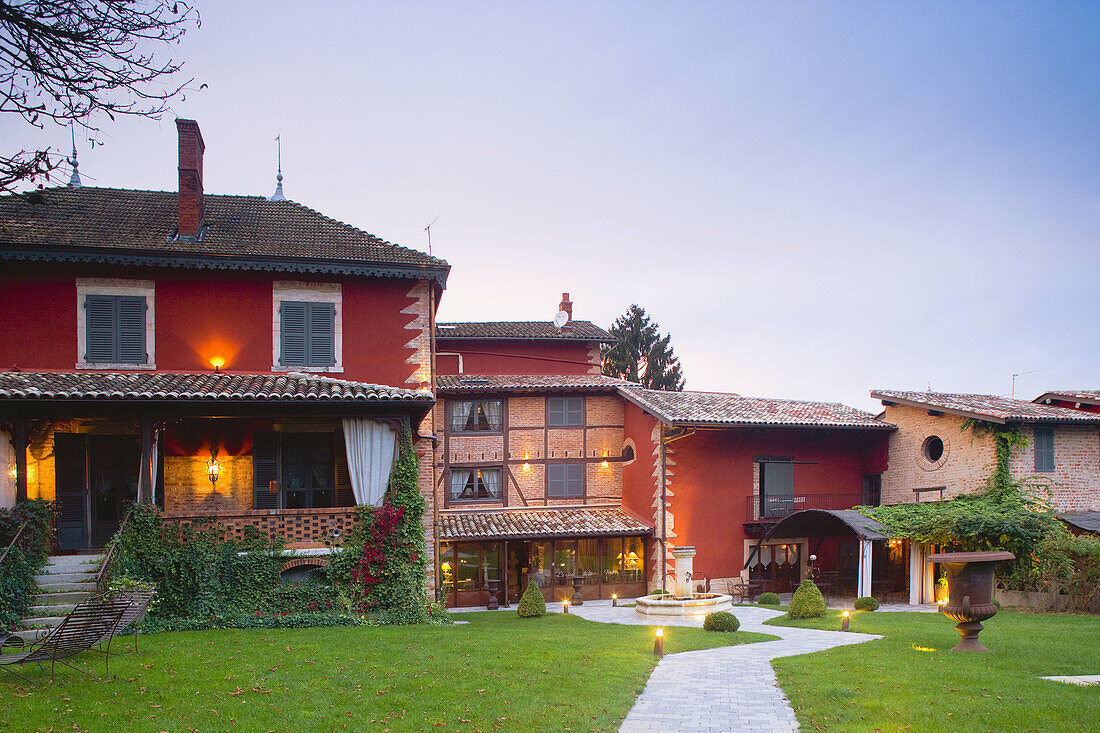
[[746, 493, 864, 522], [161, 507, 360, 546]]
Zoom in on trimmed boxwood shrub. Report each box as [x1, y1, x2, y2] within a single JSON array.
[[789, 579, 827, 619], [517, 580, 546, 618], [703, 611, 740, 632], [757, 592, 781, 606], [854, 596, 880, 611]]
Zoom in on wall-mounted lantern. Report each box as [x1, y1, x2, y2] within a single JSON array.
[[207, 450, 221, 486]]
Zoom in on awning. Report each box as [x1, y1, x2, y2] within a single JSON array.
[[439, 507, 653, 541], [745, 509, 892, 569]]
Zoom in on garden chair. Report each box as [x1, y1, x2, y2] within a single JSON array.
[[95, 587, 156, 653], [0, 597, 128, 684]]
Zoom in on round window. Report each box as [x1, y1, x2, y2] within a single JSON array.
[[923, 436, 945, 463]]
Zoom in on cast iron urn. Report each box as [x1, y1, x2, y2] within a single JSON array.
[[927, 550, 1014, 652]]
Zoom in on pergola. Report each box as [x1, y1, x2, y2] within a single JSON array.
[[747, 509, 892, 598]]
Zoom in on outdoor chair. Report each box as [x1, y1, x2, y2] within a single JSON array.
[[96, 587, 156, 653], [0, 597, 128, 684]]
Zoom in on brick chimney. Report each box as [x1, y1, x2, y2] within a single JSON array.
[[559, 292, 573, 332], [176, 118, 205, 238]]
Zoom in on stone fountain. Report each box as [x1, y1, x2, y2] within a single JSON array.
[[927, 550, 1015, 652], [634, 546, 733, 619]]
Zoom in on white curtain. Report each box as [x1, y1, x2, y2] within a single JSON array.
[[342, 419, 398, 506], [450, 469, 472, 500], [481, 400, 502, 430], [450, 401, 472, 431], [481, 468, 501, 499], [0, 430, 15, 508]]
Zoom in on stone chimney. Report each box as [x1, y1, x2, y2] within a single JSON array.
[[559, 292, 573, 333], [176, 118, 205, 238]]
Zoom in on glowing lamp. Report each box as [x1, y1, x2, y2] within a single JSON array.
[[841, 610, 850, 632], [654, 627, 664, 656], [562, 599, 569, 614], [612, 593, 618, 607], [601, 449, 610, 468], [209, 356, 226, 371], [207, 451, 221, 486]]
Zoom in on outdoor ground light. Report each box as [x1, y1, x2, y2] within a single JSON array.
[[654, 627, 664, 656], [842, 610, 850, 632], [207, 450, 221, 485], [562, 599, 569, 614], [612, 593, 618, 607]]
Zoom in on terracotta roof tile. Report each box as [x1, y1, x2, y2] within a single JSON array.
[[0, 371, 432, 403], [437, 374, 636, 393], [872, 390, 1100, 424], [436, 321, 612, 341], [1034, 390, 1100, 406], [622, 387, 892, 429], [439, 507, 652, 540], [0, 187, 448, 282]]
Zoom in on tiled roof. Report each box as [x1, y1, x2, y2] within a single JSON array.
[[0, 187, 449, 284], [621, 387, 893, 429], [1035, 390, 1100, 406], [437, 374, 636, 393], [435, 321, 613, 341], [871, 390, 1100, 424], [0, 371, 432, 403], [439, 507, 652, 540]]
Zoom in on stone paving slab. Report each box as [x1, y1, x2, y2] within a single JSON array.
[[1040, 675, 1100, 686]]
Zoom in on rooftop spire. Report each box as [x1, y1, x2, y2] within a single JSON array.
[[268, 134, 286, 201], [67, 125, 82, 188]]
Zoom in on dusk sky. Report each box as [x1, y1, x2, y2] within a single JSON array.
[[3, 2, 1097, 412]]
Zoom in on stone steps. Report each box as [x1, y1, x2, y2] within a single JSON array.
[[33, 580, 97, 594], [15, 553, 106, 634], [33, 571, 97, 584], [33, 590, 94, 605]]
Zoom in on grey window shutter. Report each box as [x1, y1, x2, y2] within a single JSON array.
[[84, 295, 116, 363], [566, 397, 584, 425], [307, 302, 336, 366], [548, 464, 564, 497], [548, 398, 566, 427], [280, 301, 307, 366], [117, 296, 147, 363], [1035, 429, 1055, 472], [253, 431, 280, 509], [566, 464, 583, 496]]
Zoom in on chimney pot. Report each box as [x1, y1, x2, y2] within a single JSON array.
[[559, 292, 573, 332], [176, 118, 205, 238]]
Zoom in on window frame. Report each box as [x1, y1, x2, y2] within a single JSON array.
[[547, 396, 584, 427], [1034, 428, 1055, 473], [547, 463, 585, 499], [447, 398, 504, 434], [448, 466, 504, 503], [75, 279, 155, 370], [272, 281, 342, 373]]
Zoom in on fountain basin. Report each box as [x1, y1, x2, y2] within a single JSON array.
[[634, 592, 733, 618]]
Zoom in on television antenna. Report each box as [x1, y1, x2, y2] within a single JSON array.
[[424, 216, 440, 255], [1011, 368, 1045, 399]]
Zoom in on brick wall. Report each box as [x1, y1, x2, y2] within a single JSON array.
[[164, 455, 252, 513], [881, 405, 1100, 510]]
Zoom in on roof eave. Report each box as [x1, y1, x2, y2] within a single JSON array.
[[872, 393, 1008, 425]]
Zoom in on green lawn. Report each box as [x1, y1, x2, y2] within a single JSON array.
[[0, 612, 774, 732], [767, 609, 1100, 732]]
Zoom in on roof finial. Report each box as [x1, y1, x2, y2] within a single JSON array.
[[67, 125, 82, 188], [268, 134, 286, 201]]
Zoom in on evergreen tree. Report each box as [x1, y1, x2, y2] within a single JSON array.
[[601, 304, 686, 391]]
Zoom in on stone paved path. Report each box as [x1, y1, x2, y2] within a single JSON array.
[[565, 601, 881, 733]]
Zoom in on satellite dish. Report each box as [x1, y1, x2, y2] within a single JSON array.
[[553, 310, 569, 328]]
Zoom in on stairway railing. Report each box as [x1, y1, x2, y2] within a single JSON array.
[[0, 520, 29, 568], [95, 509, 132, 594]]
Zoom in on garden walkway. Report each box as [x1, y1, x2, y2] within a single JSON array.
[[564, 601, 882, 733]]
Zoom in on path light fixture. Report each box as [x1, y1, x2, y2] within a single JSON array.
[[562, 599, 569, 614], [841, 610, 850, 632], [207, 450, 221, 486], [612, 593, 618, 607], [654, 627, 664, 656]]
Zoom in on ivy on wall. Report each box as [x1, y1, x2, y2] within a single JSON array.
[[0, 499, 54, 630]]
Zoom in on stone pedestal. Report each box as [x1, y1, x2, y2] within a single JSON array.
[[671, 546, 696, 599]]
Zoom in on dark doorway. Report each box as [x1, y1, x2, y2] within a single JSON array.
[[54, 433, 139, 550]]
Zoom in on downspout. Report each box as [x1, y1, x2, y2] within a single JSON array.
[[429, 285, 441, 601]]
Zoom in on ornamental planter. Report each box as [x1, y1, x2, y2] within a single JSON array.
[[927, 550, 1015, 652]]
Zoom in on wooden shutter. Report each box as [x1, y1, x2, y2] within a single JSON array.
[[307, 302, 336, 366], [548, 464, 584, 498], [117, 296, 147, 363], [565, 463, 583, 497], [548, 398, 566, 427], [335, 432, 354, 506], [54, 433, 88, 550], [566, 397, 584, 426], [548, 464, 564, 497], [84, 295, 116, 363], [252, 431, 280, 509], [1035, 429, 1055, 472], [280, 301, 307, 365]]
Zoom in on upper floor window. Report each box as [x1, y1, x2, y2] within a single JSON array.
[[273, 282, 342, 372], [1034, 429, 1055, 472], [548, 396, 584, 427], [449, 400, 502, 432], [450, 467, 502, 502], [76, 279, 155, 369], [547, 463, 584, 498]]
